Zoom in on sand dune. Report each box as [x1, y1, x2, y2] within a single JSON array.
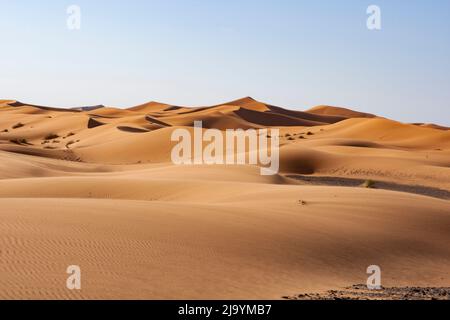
[[0, 97, 449, 299], [412, 123, 450, 131], [306, 105, 376, 118], [0, 176, 449, 299]]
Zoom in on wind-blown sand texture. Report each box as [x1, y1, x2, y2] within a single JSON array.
[[0, 97, 449, 299]]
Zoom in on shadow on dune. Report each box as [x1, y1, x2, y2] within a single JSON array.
[[286, 174, 450, 200], [88, 118, 106, 129], [234, 107, 327, 127], [267, 105, 346, 124], [117, 126, 150, 133], [145, 116, 172, 127], [163, 105, 183, 112]]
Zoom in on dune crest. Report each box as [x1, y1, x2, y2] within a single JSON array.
[[306, 105, 376, 118]]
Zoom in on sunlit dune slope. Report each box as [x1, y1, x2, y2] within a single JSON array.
[[1, 97, 448, 188]]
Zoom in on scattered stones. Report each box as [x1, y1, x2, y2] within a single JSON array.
[[283, 285, 450, 300]]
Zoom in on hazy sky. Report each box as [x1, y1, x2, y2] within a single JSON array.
[[1, 0, 449, 124]]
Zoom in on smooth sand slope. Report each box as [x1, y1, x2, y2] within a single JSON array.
[[0, 98, 449, 299]]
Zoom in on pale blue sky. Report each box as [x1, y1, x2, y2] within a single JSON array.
[[1, 0, 449, 124]]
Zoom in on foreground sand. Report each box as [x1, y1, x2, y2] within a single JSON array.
[[0, 98, 449, 299], [0, 161, 449, 299]]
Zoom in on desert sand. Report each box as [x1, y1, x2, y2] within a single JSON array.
[[0, 97, 449, 299]]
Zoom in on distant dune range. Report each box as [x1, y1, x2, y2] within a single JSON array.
[[0, 97, 449, 299]]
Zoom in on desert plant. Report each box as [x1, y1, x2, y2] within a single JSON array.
[[1, 129, 8, 133], [306, 131, 314, 136], [361, 180, 376, 188]]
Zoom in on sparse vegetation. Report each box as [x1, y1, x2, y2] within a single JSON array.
[[298, 136, 305, 139], [306, 131, 314, 136], [44, 133, 59, 140], [52, 140, 60, 143], [12, 122, 24, 129], [65, 140, 75, 148], [1, 129, 8, 133], [361, 180, 376, 189], [298, 200, 307, 206]]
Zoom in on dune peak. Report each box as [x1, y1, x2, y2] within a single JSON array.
[[307, 105, 376, 119]]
